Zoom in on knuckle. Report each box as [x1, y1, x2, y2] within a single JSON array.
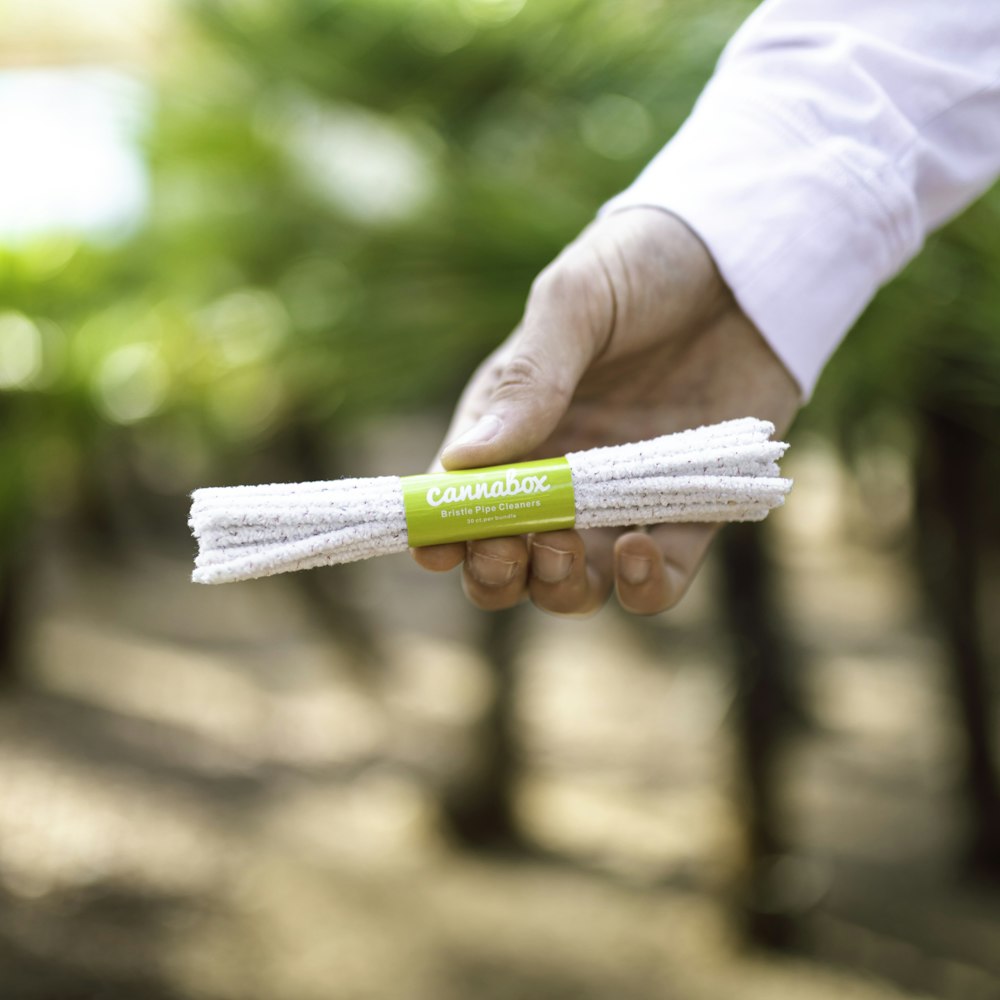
[[528, 261, 586, 308], [533, 247, 600, 302], [470, 537, 527, 566], [527, 254, 612, 355], [495, 354, 547, 394], [480, 349, 514, 391], [493, 354, 571, 403]]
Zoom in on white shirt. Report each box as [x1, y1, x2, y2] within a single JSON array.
[[602, 0, 1000, 396]]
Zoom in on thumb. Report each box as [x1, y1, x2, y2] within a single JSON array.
[[440, 264, 609, 470]]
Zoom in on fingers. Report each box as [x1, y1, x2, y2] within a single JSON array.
[[613, 523, 718, 615], [415, 523, 719, 617], [449, 529, 615, 616], [529, 529, 614, 616], [440, 255, 613, 471], [461, 536, 530, 611]]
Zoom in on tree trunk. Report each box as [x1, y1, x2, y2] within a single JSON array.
[[914, 406, 1000, 876], [441, 605, 525, 850], [717, 520, 805, 948], [0, 539, 29, 691]]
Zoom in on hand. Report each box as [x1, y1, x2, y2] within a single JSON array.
[[411, 207, 800, 615]]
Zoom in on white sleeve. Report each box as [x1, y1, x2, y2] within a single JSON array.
[[601, 0, 1000, 396]]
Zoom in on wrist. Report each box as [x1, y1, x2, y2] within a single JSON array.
[[591, 205, 736, 352]]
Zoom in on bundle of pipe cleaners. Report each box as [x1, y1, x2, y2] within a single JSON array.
[[190, 417, 791, 584]]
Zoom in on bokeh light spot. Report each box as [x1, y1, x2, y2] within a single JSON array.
[[0, 311, 44, 389], [208, 367, 284, 440], [0, 68, 149, 243], [458, 0, 525, 26], [94, 342, 169, 424], [273, 97, 437, 224], [579, 93, 652, 160], [278, 257, 354, 332], [199, 287, 290, 367]]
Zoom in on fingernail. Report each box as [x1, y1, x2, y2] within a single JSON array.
[[444, 414, 502, 453], [619, 553, 651, 586], [533, 543, 574, 583], [469, 551, 517, 586]]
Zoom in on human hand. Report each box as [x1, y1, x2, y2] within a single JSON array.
[[411, 208, 800, 615]]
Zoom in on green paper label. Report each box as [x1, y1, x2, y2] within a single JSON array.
[[403, 458, 576, 547]]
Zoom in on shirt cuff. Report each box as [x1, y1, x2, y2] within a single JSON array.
[[600, 78, 925, 398]]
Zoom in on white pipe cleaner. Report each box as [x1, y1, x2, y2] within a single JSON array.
[[190, 417, 791, 584]]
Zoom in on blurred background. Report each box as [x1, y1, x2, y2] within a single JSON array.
[[0, 0, 998, 997]]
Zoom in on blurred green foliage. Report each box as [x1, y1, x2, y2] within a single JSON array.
[[0, 0, 997, 548], [1, 0, 752, 518], [805, 193, 1000, 450]]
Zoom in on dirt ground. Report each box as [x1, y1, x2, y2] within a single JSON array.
[[0, 427, 997, 999]]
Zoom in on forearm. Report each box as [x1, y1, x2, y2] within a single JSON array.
[[602, 0, 1000, 396]]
